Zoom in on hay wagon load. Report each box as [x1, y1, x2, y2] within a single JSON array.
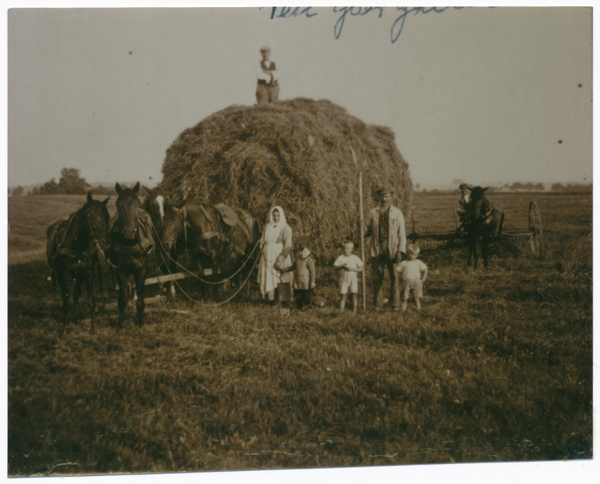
[[160, 98, 414, 262]]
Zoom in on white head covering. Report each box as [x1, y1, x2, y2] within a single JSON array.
[[263, 206, 287, 244]]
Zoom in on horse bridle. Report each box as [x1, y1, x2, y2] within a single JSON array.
[[117, 202, 140, 239], [166, 206, 188, 256], [469, 201, 494, 226], [82, 205, 107, 256]]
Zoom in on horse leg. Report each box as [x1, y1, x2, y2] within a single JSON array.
[[73, 276, 84, 322], [212, 273, 219, 301], [57, 271, 71, 331], [473, 236, 480, 270], [85, 271, 96, 333], [110, 264, 118, 290], [467, 236, 474, 268], [168, 251, 177, 301], [116, 270, 127, 329], [135, 267, 146, 327], [482, 235, 489, 268], [96, 254, 106, 313]]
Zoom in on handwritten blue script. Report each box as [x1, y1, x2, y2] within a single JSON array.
[[266, 7, 318, 19], [390, 7, 464, 43], [265, 7, 466, 44], [333, 7, 384, 39]]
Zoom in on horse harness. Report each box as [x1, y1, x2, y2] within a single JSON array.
[[109, 209, 154, 256], [48, 207, 105, 265], [172, 205, 244, 260]]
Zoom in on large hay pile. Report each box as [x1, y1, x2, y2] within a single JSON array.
[[161, 98, 413, 261]]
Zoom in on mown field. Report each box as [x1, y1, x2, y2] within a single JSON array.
[[7, 192, 593, 476]]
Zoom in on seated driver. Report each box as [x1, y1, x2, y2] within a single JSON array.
[[456, 183, 474, 222]]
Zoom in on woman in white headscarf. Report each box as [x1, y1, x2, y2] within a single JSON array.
[[258, 206, 293, 304]]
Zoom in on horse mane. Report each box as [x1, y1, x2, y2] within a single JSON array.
[[59, 205, 87, 250], [60, 199, 108, 252]]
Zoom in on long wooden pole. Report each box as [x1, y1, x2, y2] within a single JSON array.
[[351, 147, 367, 311]]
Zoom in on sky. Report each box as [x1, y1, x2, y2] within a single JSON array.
[[1, 3, 598, 484], [7, 6, 592, 189]]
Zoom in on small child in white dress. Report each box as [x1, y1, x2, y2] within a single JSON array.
[[333, 240, 364, 314], [396, 244, 428, 311]]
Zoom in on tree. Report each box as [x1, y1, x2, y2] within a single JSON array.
[[524, 182, 534, 190], [12, 186, 24, 196], [534, 183, 545, 191], [415, 183, 421, 190], [41, 178, 60, 195], [511, 182, 526, 191], [551, 183, 564, 192], [89, 184, 117, 196], [58, 167, 87, 194]]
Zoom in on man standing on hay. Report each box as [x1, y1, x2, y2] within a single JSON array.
[[255, 46, 279, 104], [363, 185, 407, 311]]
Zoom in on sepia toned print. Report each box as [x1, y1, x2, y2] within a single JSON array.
[[6, 6, 593, 481]]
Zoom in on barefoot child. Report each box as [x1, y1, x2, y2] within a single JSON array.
[[333, 240, 364, 314], [396, 244, 428, 311], [282, 247, 316, 309]]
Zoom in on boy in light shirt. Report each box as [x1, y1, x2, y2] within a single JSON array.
[[396, 244, 428, 311], [333, 240, 364, 314]]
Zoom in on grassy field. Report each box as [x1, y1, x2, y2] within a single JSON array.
[[7, 192, 593, 475]]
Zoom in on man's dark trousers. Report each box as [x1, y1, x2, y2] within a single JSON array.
[[371, 254, 400, 309]]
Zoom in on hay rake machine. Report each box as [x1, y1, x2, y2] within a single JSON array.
[[408, 201, 544, 259]]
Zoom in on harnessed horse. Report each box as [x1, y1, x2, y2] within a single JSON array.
[[465, 186, 498, 269], [108, 182, 156, 327], [141, 185, 165, 236], [161, 202, 260, 300], [46, 192, 110, 332]]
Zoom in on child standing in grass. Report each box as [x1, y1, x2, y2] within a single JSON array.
[[334, 240, 363, 314], [396, 244, 428, 311], [281, 247, 316, 310]]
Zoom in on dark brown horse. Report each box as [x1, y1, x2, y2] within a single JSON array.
[[108, 182, 156, 327], [465, 186, 498, 269], [46, 192, 110, 331], [161, 202, 261, 300]]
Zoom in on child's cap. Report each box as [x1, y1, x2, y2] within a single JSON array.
[[298, 246, 311, 252], [408, 244, 420, 255]]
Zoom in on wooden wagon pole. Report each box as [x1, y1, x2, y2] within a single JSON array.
[[350, 147, 367, 311]]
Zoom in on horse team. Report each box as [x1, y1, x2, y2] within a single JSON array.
[[47, 182, 495, 331], [46, 182, 260, 331]]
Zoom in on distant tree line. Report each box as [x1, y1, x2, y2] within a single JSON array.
[[419, 181, 592, 195], [25, 168, 117, 196], [546, 183, 592, 193], [10, 186, 24, 196]]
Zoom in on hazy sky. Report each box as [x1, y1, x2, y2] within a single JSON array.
[[8, 7, 592, 188]]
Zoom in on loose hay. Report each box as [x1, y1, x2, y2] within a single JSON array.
[[161, 98, 413, 261]]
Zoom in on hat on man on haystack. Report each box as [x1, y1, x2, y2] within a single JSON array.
[[260, 46, 271, 52], [459, 183, 474, 190]]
